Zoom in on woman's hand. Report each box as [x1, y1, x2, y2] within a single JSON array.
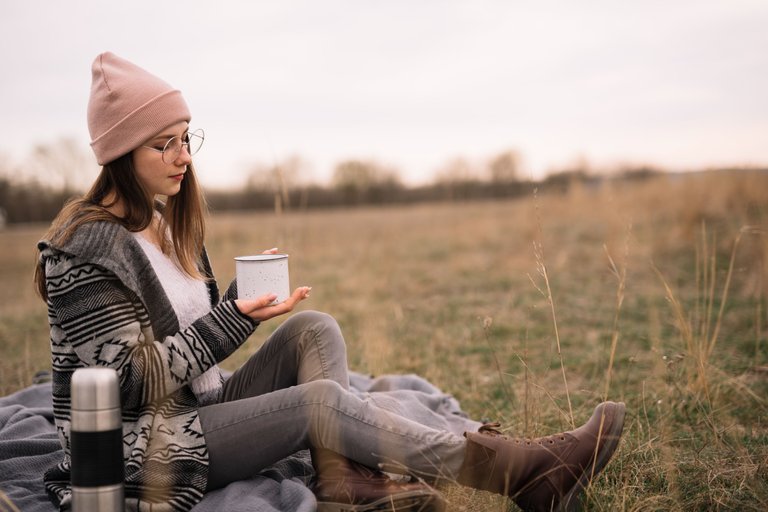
[[235, 286, 312, 322], [262, 247, 279, 255]]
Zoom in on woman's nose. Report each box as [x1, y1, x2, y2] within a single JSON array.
[[175, 144, 192, 165]]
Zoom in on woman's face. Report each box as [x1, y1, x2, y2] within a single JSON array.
[[132, 121, 192, 197]]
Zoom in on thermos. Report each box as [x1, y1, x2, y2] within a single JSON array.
[[70, 368, 125, 512]]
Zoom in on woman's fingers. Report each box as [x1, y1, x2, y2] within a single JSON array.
[[270, 287, 311, 314], [270, 286, 312, 316], [261, 247, 279, 254], [234, 287, 312, 322], [285, 286, 312, 306], [234, 294, 277, 316]]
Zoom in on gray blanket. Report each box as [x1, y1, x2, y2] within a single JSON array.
[[0, 373, 481, 512]]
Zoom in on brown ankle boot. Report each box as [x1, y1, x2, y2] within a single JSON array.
[[311, 448, 446, 512], [457, 401, 626, 512]]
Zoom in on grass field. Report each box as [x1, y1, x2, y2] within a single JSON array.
[[1, 170, 766, 511]]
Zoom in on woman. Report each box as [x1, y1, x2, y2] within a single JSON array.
[[35, 52, 626, 512]]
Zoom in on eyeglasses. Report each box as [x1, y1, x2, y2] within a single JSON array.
[[142, 128, 205, 164]]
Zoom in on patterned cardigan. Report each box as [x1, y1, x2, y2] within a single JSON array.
[[38, 220, 258, 511]]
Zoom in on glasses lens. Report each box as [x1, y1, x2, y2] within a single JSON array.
[[162, 136, 182, 164], [187, 129, 204, 156]]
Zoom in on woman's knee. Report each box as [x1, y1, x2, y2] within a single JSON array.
[[291, 310, 340, 333], [299, 379, 357, 448], [301, 378, 347, 405], [292, 311, 345, 346]]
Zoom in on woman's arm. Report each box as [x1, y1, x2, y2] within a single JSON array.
[[45, 254, 257, 408]]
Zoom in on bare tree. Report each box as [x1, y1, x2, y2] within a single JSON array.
[[25, 137, 95, 192], [432, 157, 482, 201], [434, 157, 477, 184], [245, 155, 312, 212], [332, 159, 402, 204], [487, 149, 520, 183]]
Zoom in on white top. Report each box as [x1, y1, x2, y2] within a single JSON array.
[[133, 232, 223, 401]]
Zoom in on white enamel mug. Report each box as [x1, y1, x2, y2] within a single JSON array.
[[235, 254, 290, 304]]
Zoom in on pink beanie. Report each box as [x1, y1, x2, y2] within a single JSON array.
[[87, 52, 191, 165]]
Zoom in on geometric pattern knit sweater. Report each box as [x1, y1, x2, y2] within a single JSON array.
[[37, 219, 258, 512]]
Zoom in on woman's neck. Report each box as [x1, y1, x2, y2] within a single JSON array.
[[137, 218, 164, 248], [103, 192, 164, 249]]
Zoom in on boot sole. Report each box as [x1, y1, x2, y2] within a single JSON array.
[[555, 401, 626, 512], [316, 489, 447, 512]]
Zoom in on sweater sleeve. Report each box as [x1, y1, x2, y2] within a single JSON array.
[[222, 278, 238, 302], [45, 254, 256, 408]]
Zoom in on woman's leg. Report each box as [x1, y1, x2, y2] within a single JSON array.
[[198, 379, 466, 491], [221, 310, 350, 402], [200, 311, 627, 511], [210, 311, 449, 509]]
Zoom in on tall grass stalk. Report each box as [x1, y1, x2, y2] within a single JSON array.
[[705, 227, 742, 362], [757, 300, 763, 367], [653, 225, 757, 407], [481, 316, 515, 407], [654, 265, 713, 408], [529, 188, 574, 428], [602, 224, 630, 401], [0, 490, 21, 512], [522, 313, 532, 435]]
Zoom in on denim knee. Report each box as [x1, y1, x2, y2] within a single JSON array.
[[292, 310, 339, 332], [301, 378, 346, 404], [292, 311, 346, 346], [300, 379, 353, 448]]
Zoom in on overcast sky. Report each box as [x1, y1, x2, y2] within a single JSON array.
[[1, 0, 767, 188]]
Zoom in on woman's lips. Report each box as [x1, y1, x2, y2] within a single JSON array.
[[170, 173, 185, 181]]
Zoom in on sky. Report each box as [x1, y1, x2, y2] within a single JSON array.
[[1, 0, 767, 189]]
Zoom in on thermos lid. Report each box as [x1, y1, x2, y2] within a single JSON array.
[[71, 368, 121, 411]]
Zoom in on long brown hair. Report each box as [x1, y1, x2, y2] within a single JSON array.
[[34, 152, 208, 299]]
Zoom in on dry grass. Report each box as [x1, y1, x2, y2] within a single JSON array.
[[1, 170, 766, 510]]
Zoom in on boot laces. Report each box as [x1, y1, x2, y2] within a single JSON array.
[[478, 422, 567, 445]]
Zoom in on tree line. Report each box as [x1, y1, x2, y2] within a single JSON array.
[[0, 138, 666, 226]]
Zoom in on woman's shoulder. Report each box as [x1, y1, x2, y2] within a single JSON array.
[[38, 217, 137, 272], [41, 219, 126, 251], [39, 219, 150, 299]]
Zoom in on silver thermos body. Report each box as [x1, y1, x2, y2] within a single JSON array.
[[70, 367, 125, 512]]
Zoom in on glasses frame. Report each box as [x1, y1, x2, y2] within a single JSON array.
[[141, 128, 205, 164]]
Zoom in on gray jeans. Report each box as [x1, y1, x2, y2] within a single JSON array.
[[198, 310, 466, 491]]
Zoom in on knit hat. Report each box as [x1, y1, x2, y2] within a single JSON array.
[[87, 52, 191, 165]]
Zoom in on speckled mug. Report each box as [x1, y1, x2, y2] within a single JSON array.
[[235, 254, 290, 304]]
